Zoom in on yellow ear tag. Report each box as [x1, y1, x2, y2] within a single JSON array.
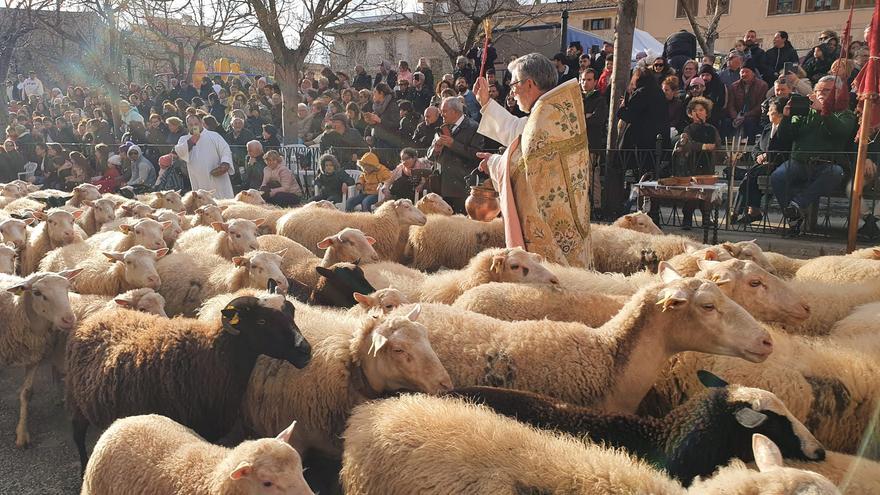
[[656, 296, 676, 312], [229, 314, 240, 325]]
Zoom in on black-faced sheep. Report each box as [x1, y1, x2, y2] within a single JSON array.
[[82, 415, 314, 495], [65, 295, 312, 472]]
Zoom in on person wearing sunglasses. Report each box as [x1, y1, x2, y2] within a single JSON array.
[[650, 57, 674, 84]]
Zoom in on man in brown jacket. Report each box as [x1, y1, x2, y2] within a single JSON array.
[[727, 58, 768, 143]]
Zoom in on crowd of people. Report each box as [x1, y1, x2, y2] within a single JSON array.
[[0, 26, 875, 231]]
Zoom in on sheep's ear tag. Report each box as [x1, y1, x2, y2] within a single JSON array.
[[709, 274, 731, 286], [753, 434, 784, 473], [368, 332, 387, 357], [6, 284, 28, 296], [221, 306, 241, 333], [735, 407, 768, 429], [656, 289, 687, 312], [229, 461, 252, 480], [696, 370, 729, 389]]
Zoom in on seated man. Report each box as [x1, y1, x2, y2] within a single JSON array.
[[769, 76, 857, 233]]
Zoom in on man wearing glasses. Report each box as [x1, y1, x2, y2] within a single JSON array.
[[473, 53, 592, 268]]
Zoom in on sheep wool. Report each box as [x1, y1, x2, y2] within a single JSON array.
[[795, 255, 880, 284], [590, 224, 704, 275], [221, 202, 286, 235], [406, 215, 504, 271]]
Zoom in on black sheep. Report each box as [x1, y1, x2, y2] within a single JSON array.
[[450, 371, 826, 486], [286, 262, 376, 308]]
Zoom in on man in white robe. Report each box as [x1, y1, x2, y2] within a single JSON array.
[[175, 114, 235, 199]]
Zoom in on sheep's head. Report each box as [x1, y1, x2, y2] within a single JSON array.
[[722, 240, 776, 275], [183, 189, 217, 212], [417, 193, 454, 216], [0, 242, 16, 275], [215, 218, 262, 255], [71, 184, 101, 204], [698, 371, 826, 463], [357, 305, 452, 396], [486, 248, 559, 285], [654, 264, 773, 363], [353, 288, 408, 315], [305, 199, 336, 209], [7, 270, 81, 331], [224, 421, 314, 495], [2, 183, 24, 199], [118, 200, 155, 219], [695, 259, 810, 326], [614, 211, 662, 235], [194, 204, 225, 226], [314, 262, 376, 307], [317, 228, 380, 264], [220, 295, 311, 368], [120, 218, 170, 250], [84, 198, 118, 228], [114, 287, 168, 318], [104, 246, 167, 290], [0, 217, 34, 250], [154, 191, 185, 212], [153, 210, 185, 246], [233, 250, 289, 294], [33, 208, 82, 246], [235, 189, 267, 205], [391, 199, 427, 226]]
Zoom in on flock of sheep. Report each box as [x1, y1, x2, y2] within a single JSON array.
[[1, 178, 880, 494]]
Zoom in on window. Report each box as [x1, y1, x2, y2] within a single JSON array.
[[768, 0, 802, 14], [844, 0, 870, 7], [676, 0, 697, 18], [706, 0, 730, 15], [805, 0, 839, 11], [583, 17, 611, 30]]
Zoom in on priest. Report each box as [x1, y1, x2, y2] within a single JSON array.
[[476, 53, 592, 268], [175, 114, 235, 199]]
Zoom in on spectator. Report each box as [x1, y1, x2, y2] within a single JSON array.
[[455, 77, 481, 121], [175, 113, 234, 199], [770, 76, 857, 233], [320, 113, 369, 170], [209, 92, 227, 125], [564, 42, 583, 76], [764, 31, 799, 84], [397, 60, 413, 85], [0, 139, 24, 183], [374, 61, 398, 89], [384, 147, 431, 200], [245, 104, 266, 136], [760, 78, 792, 127], [467, 36, 498, 75], [718, 53, 743, 88], [312, 153, 354, 204], [346, 102, 368, 137], [578, 54, 592, 73], [741, 30, 767, 78], [679, 59, 699, 87], [617, 59, 667, 179], [120, 145, 156, 196], [346, 151, 391, 212], [453, 56, 477, 87], [153, 152, 190, 192], [409, 72, 433, 114], [177, 79, 198, 103], [726, 58, 768, 143], [20, 71, 44, 99], [412, 106, 442, 149], [415, 58, 435, 91], [672, 97, 721, 229], [260, 149, 302, 207], [241, 140, 266, 190], [552, 53, 576, 85], [593, 42, 613, 72], [597, 53, 613, 95], [698, 64, 728, 128], [226, 117, 255, 190], [582, 69, 609, 154], [260, 124, 281, 150], [398, 100, 419, 144], [394, 77, 411, 101], [650, 56, 675, 84], [363, 82, 401, 166], [50, 116, 76, 144], [428, 95, 484, 213], [353, 65, 372, 90], [661, 76, 686, 137]]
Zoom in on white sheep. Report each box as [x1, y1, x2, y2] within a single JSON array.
[[221, 202, 287, 235], [794, 255, 880, 284], [152, 208, 186, 247], [157, 250, 288, 316], [0, 242, 16, 274], [188, 204, 227, 229], [140, 190, 185, 212], [406, 215, 504, 271], [0, 217, 35, 252], [416, 192, 453, 216], [591, 224, 705, 274], [86, 217, 169, 252], [611, 211, 664, 235], [115, 199, 155, 219], [350, 288, 409, 316], [173, 219, 264, 260], [3, 196, 44, 216], [182, 188, 217, 213], [777, 450, 880, 494], [82, 414, 314, 495], [846, 246, 880, 260], [277, 198, 427, 260], [217, 188, 269, 207], [20, 208, 84, 275], [64, 183, 102, 208], [76, 198, 117, 236], [40, 243, 167, 295], [828, 302, 880, 358], [71, 287, 168, 321], [0, 270, 80, 447]]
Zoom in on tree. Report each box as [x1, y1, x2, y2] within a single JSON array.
[[0, 0, 65, 127], [247, 0, 370, 143], [677, 0, 727, 57]]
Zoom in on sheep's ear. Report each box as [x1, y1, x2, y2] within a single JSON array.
[[721, 242, 740, 256], [160, 221, 173, 231], [103, 251, 125, 262], [752, 434, 784, 473], [368, 331, 388, 357], [23, 217, 36, 226], [71, 209, 84, 220], [211, 222, 228, 232], [119, 224, 133, 234], [195, 206, 206, 214], [489, 253, 507, 274], [114, 298, 132, 308], [82, 200, 95, 208], [177, 211, 187, 220], [232, 256, 248, 268], [704, 249, 720, 261], [253, 218, 266, 227], [31, 210, 47, 221], [657, 262, 682, 283], [274, 248, 287, 258], [6, 281, 31, 295], [696, 370, 729, 388], [276, 420, 297, 444], [736, 407, 768, 429], [873, 247, 880, 259], [218, 205, 228, 212], [315, 266, 333, 278], [317, 236, 336, 249], [407, 304, 421, 321], [530, 252, 545, 263], [623, 214, 635, 223], [228, 460, 252, 480], [353, 292, 372, 306], [656, 287, 688, 312], [362, 236, 376, 245], [153, 248, 169, 258], [696, 259, 721, 273], [59, 268, 83, 281]]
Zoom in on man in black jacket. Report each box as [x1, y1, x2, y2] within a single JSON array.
[[742, 30, 768, 80], [352, 65, 373, 90], [408, 72, 433, 114], [763, 31, 799, 85], [226, 117, 256, 191], [320, 113, 369, 170], [373, 61, 397, 89], [412, 106, 441, 150], [428, 96, 484, 213]]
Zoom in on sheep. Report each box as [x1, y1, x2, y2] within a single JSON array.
[[0, 242, 16, 274], [0, 269, 81, 447], [189, 204, 227, 229], [82, 414, 314, 495], [340, 394, 688, 495], [416, 192, 453, 216], [115, 199, 156, 219], [156, 250, 288, 316], [451, 371, 826, 485], [71, 288, 168, 321], [664, 245, 735, 276], [349, 288, 409, 316], [257, 229, 379, 290], [795, 255, 880, 284], [277, 198, 427, 260], [182, 188, 217, 213], [406, 215, 504, 271], [86, 217, 169, 252], [152, 208, 186, 247], [240, 303, 451, 459], [140, 190, 185, 212], [221, 202, 286, 234], [590, 224, 705, 274], [828, 302, 880, 358], [388, 269, 772, 415], [308, 262, 377, 307], [74, 198, 117, 236], [612, 211, 664, 235], [0, 217, 35, 251], [3, 196, 44, 215], [366, 247, 559, 304], [65, 295, 312, 472], [846, 246, 880, 260], [20, 208, 84, 275], [63, 183, 102, 209], [41, 243, 167, 295], [174, 219, 263, 260], [778, 451, 880, 494], [0, 182, 26, 207], [217, 188, 269, 207]]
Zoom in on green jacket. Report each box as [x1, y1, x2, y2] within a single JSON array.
[[778, 108, 857, 165]]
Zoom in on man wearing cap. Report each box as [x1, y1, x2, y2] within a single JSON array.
[[718, 53, 743, 88], [320, 113, 369, 170], [727, 58, 768, 143], [175, 114, 235, 199]]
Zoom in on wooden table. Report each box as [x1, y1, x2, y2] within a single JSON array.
[[634, 181, 727, 244]]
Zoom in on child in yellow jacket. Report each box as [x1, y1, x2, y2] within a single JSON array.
[[346, 151, 392, 212]]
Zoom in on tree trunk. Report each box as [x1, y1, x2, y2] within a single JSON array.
[[0, 49, 13, 129], [276, 61, 302, 145]]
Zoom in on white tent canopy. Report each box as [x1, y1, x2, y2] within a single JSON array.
[[632, 29, 664, 60]]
